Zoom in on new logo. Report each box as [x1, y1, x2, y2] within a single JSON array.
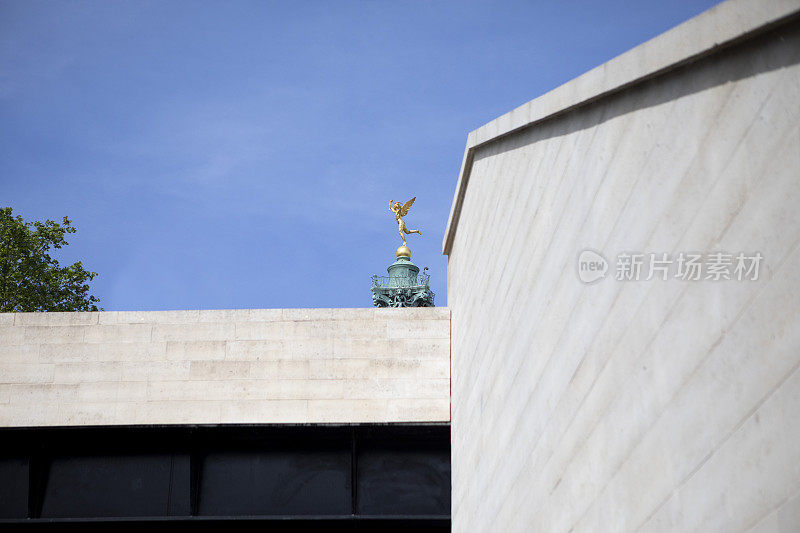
[[577, 249, 608, 284]]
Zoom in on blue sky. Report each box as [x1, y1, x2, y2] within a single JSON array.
[[1, 0, 721, 310]]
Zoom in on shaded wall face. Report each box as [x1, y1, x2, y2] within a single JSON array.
[[0, 307, 450, 426], [448, 20, 800, 533]]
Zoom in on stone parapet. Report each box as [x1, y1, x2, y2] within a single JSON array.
[[0, 307, 450, 426]]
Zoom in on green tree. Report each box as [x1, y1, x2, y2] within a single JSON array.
[[0, 207, 101, 312]]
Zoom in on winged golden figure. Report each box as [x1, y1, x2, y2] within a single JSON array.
[[390, 197, 422, 246]]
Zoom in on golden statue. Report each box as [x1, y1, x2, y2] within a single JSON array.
[[390, 197, 422, 247]]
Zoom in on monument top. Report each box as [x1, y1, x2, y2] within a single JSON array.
[[370, 197, 434, 307]]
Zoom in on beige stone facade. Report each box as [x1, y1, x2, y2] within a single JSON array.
[[444, 0, 800, 531], [0, 307, 450, 426]]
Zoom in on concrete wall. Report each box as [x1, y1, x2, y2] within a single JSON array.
[[0, 307, 450, 426], [444, 1, 800, 531]]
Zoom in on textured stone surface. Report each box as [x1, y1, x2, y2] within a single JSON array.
[[445, 2, 800, 532], [442, 0, 800, 254], [0, 307, 450, 426]]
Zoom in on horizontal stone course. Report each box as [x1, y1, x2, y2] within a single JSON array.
[[0, 307, 450, 426], [0, 363, 55, 383]]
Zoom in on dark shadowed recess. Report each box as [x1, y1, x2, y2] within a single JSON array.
[[0, 424, 450, 531]]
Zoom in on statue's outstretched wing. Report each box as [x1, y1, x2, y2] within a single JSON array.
[[400, 197, 416, 217]]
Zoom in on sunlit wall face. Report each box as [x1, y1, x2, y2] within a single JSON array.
[[445, 3, 800, 531]]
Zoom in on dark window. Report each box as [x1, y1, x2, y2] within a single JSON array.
[[0, 458, 28, 518], [358, 427, 450, 516], [199, 449, 350, 516], [0, 424, 450, 529]]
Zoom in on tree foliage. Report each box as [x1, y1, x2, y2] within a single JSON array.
[[0, 207, 101, 312]]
